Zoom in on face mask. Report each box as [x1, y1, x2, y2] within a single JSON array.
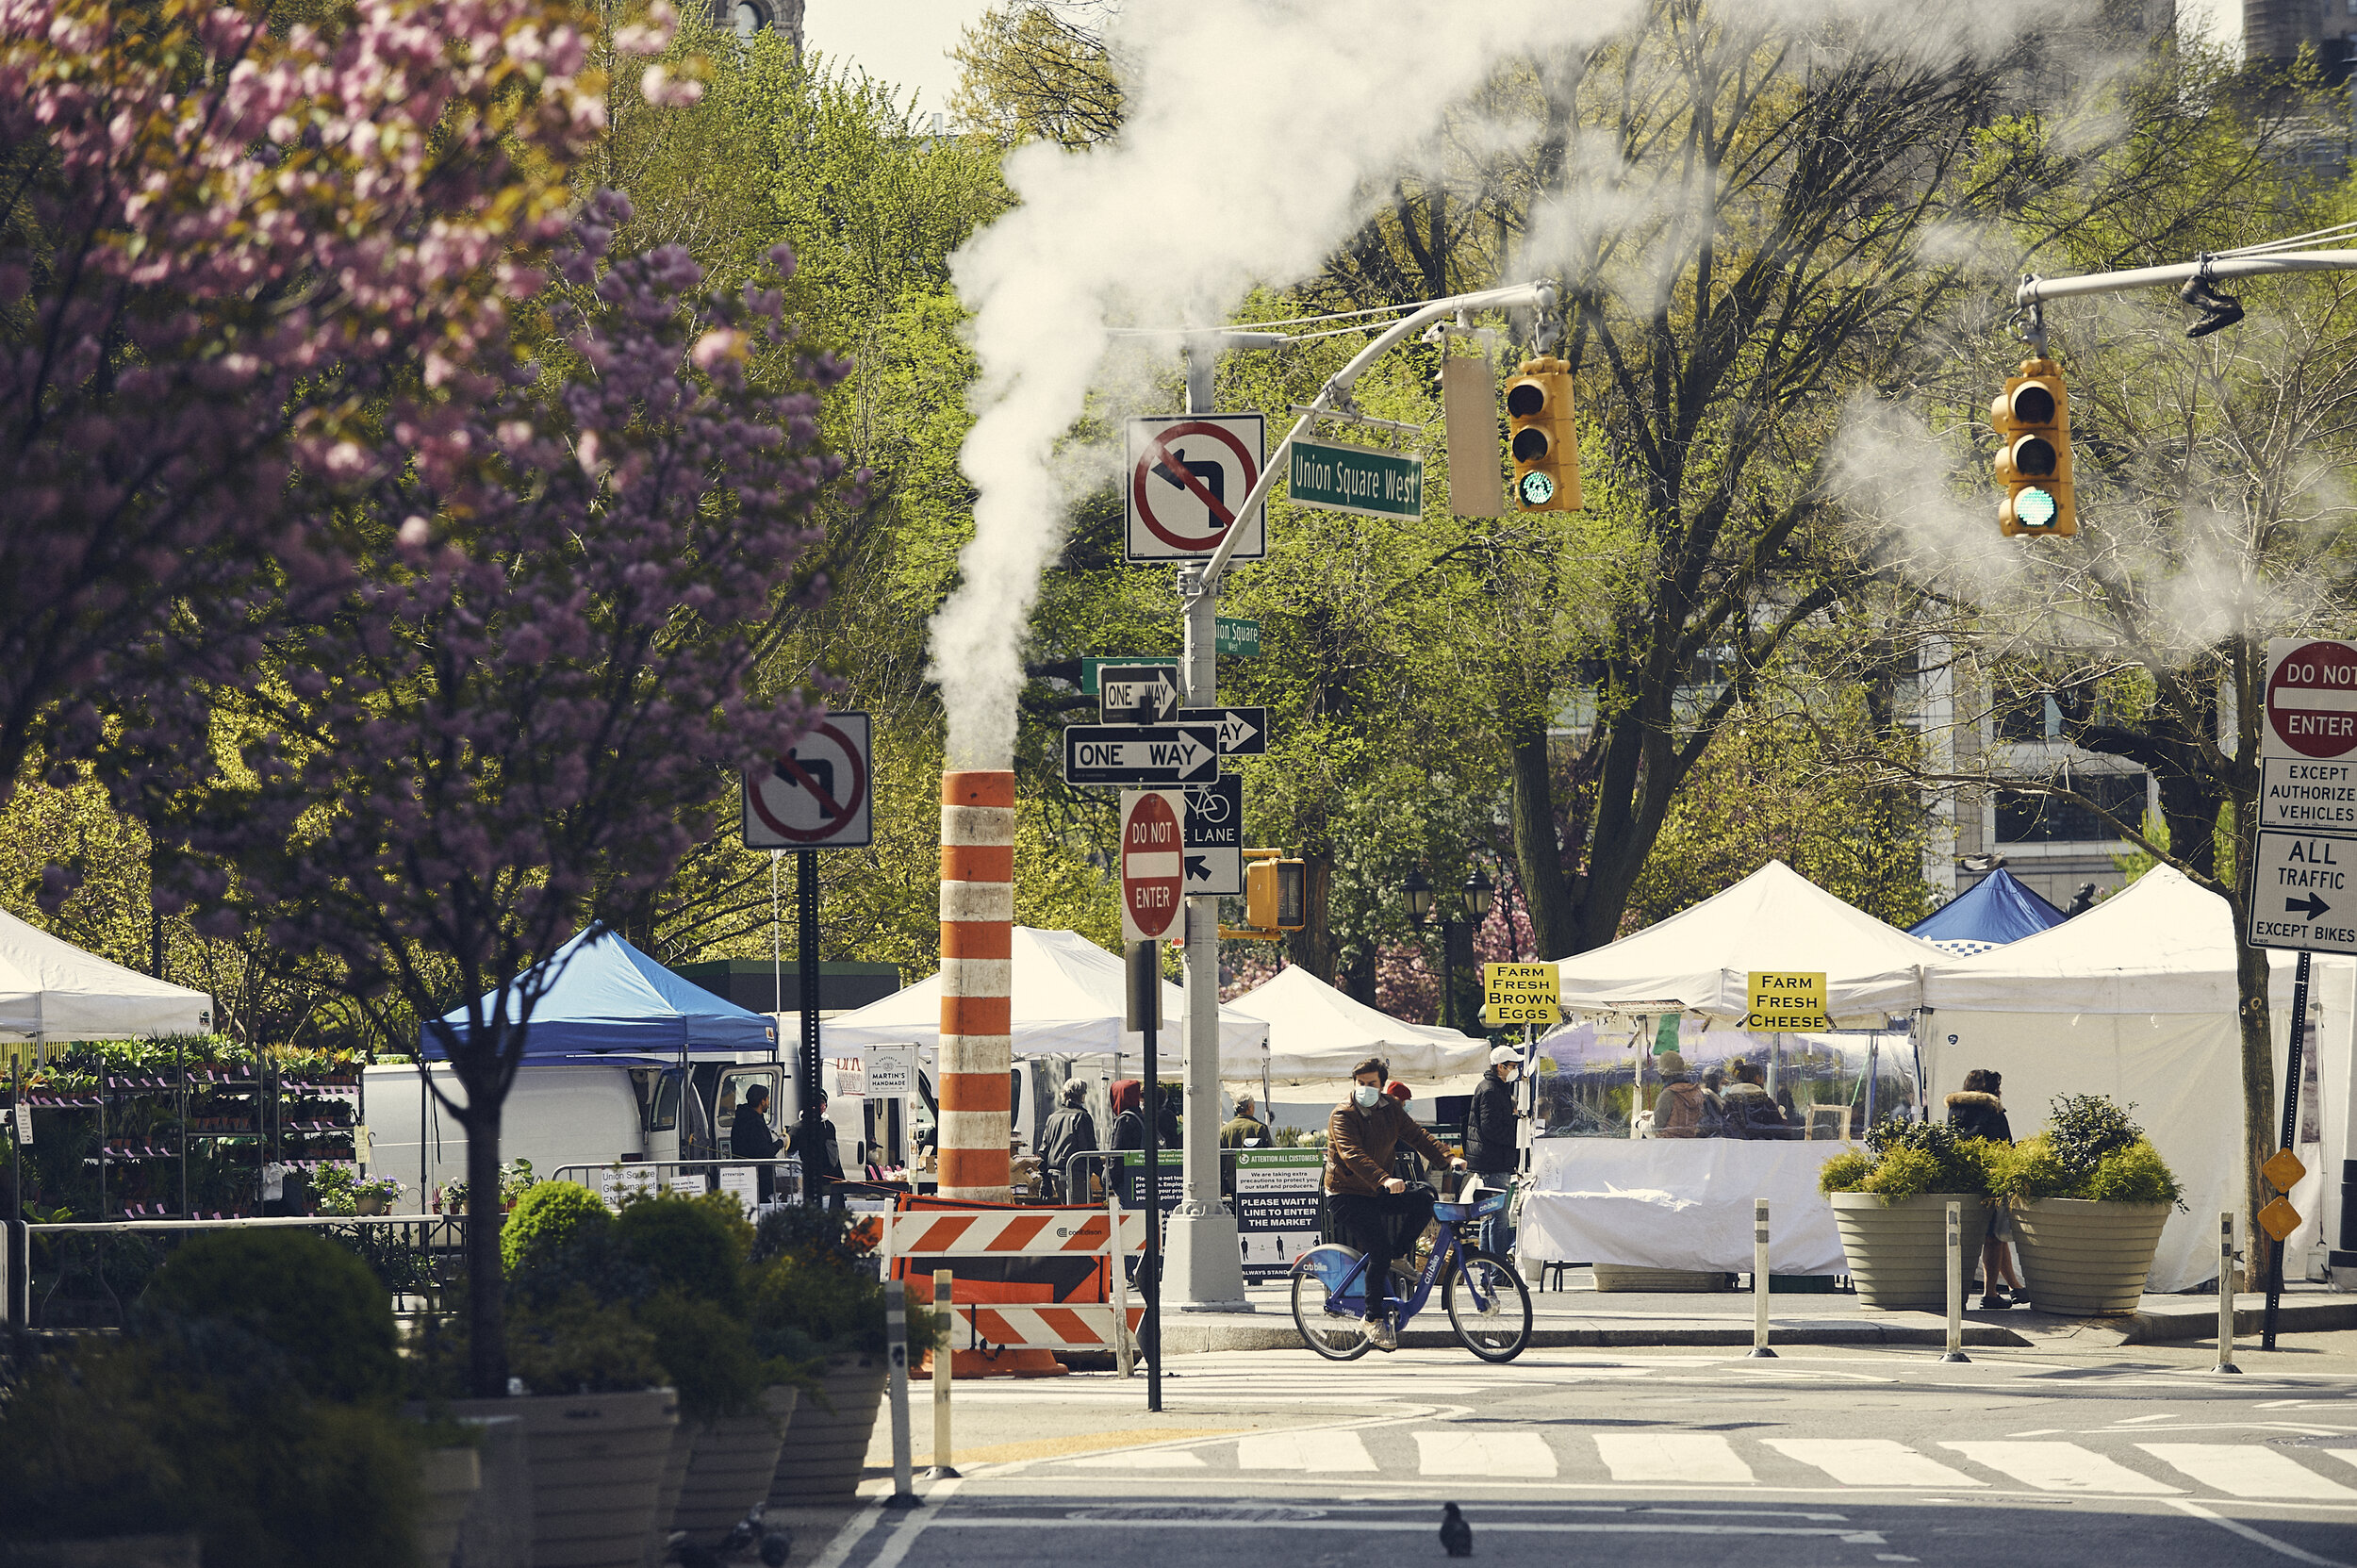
[[1353, 1084, 1383, 1110]]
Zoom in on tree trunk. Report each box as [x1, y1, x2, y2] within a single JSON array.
[[1287, 849, 1338, 982], [1507, 723, 1574, 959], [2234, 933, 2276, 1280], [460, 1099, 507, 1398]]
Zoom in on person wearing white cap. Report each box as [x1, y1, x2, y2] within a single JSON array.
[[1464, 1043, 1525, 1256]]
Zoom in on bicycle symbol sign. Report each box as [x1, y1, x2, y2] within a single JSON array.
[[742, 713, 873, 850]]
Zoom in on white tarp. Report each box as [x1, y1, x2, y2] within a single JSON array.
[[1222, 965, 1491, 1083], [1518, 1139, 1852, 1275], [1923, 865, 2353, 1293], [0, 908, 212, 1044], [1555, 861, 1946, 1026], [817, 925, 1268, 1069]]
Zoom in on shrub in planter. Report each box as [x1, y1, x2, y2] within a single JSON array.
[[616, 1190, 750, 1312], [502, 1179, 615, 1277], [1820, 1120, 2003, 1311], [1989, 1095, 2184, 1315], [144, 1228, 401, 1406]]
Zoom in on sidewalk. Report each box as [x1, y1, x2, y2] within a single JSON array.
[[1143, 1269, 2357, 1354]]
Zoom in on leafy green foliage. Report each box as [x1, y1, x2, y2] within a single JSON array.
[[1858, 1144, 1941, 1203], [1993, 1125, 2183, 1210], [2044, 1095, 2145, 1186], [2086, 1140, 2184, 1208], [1821, 1118, 2000, 1200], [635, 1291, 769, 1420], [1817, 1149, 1873, 1195], [502, 1180, 614, 1278], [504, 1288, 665, 1396], [145, 1229, 400, 1406], [616, 1190, 747, 1310]]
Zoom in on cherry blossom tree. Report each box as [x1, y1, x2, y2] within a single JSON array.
[[151, 194, 845, 1395]]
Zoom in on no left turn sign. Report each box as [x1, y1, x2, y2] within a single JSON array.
[[1126, 414, 1266, 564], [2265, 639, 2357, 762], [743, 712, 873, 850]]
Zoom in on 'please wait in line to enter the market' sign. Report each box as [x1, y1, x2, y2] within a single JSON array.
[[1287, 436, 1425, 520]]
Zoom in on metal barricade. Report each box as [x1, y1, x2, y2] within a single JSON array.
[[878, 1203, 1146, 1357], [551, 1157, 805, 1208]]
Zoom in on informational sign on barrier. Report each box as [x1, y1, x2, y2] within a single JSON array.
[[598, 1165, 704, 1207], [717, 1164, 762, 1215], [1116, 1149, 1183, 1213], [1235, 1148, 1323, 1280]]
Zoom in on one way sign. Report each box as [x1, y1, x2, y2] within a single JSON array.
[[2250, 828, 2357, 954], [1063, 723, 1220, 786], [1177, 705, 1269, 757], [1099, 664, 1180, 724]]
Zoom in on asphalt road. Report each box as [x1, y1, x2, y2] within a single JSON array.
[[820, 1339, 2357, 1568]]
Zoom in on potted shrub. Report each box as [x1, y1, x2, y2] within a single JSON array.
[[1991, 1095, 2183, 1315], [745, 1206, 913, 1507], [1819, 1121, 2002, 1311]]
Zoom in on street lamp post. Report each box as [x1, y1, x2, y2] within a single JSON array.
[[1403, 867, 1493, 1032]]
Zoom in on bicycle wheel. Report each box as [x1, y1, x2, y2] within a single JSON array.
[[1444, 1248, 1532, 1363], [1291, 1246, 1376, 1362]]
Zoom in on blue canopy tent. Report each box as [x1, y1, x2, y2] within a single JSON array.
[[1908, 867, 2069, 958], [421, 927, 778, 1061]]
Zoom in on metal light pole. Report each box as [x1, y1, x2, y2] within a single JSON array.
[[1403, 867, 1494, 1032]]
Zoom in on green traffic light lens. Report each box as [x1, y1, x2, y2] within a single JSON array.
[[2018, 487, 2057, 527], [1520, 470, 1556, 506]]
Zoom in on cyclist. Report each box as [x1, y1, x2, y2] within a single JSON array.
[[1325, 1056, 1463, 1350]]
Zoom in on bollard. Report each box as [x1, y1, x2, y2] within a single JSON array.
[[1109, 1180, 1136, 1378], [2216, 1212, 2242, 1375], [1941, 1201, 1970, 1363], [883, 1279, 917, 1508], [929, 1267, 960, 1477], [1748, 1198, 1776, 1359]]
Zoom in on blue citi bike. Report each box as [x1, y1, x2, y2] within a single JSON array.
[[1289, 1177, 1532, 1362]]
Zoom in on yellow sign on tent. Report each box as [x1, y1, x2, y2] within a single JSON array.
[[1744, 970, 1829, 1032], [1481, 963, 1560, 1027]]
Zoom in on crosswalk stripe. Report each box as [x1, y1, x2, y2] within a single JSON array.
[[1414, 1429, 1558, 1477], [1067, 1448, 1208, 1469], [1236, 1430, 1378, 1472], [2137, 1444, 2357, 1500], [1762, 1438, 1985, 1488], [1594, 1432, 1754, 1485], [1940, 1441, 2179, 1494]]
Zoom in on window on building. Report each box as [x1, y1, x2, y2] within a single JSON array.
[[1995, 771, 2148, 844]]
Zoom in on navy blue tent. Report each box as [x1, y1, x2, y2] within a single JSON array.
[[422, 927, 777, 1060], [1908, 868, 2069, 957]]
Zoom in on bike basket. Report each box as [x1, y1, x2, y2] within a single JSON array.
[[1432, 1189, 1510, 1224]]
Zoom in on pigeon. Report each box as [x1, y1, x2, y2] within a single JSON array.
[[717, 1504, 766, 1560], [665, 1531, 723, 1568], [759, 1526, 794, 1567], [1439, 1501, 1473, 1558]]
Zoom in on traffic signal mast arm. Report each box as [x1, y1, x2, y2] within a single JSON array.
[[1191, 280, 1559, 591], [2015, 249, 2357, 305]]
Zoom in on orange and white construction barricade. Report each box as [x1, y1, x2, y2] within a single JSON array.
[[880, 1202, 1146, 1371]]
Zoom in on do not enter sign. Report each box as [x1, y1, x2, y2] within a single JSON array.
[[2266, 640, 2357, 761], [1119, 789, 1185, 943]]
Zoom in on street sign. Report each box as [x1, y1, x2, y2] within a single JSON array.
[[2260, 756, 2357, 832], [1286, 435, 1426, 520], [1126, 414, 1266, 563], [1744, 970, 1830, 1031], [1481, 963, 1560, 1027], [742, 711, 872, 849], [2263, 638, 2357, 761], [1175, 705, 1268, 756], [1215, 617, 1261, 658], [1098, 662, 1181, 724], [1063, 723, 1220, 786], [865, 1045, 916, 1098], [2248, 829, 2357, 953], [1183, 775, 1243, 897], [1119, 790, 1186, 942]]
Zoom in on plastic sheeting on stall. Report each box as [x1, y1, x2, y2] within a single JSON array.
[[1530, 1016, 1919, 1139], [1517, 1140, 1852, 1274]]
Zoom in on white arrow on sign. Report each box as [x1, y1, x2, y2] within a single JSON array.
[[1215, 709, 1260, 752]]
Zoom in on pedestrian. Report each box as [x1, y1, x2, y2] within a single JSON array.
[[1700, 1065, 1728, 1123], [1464, 1044, 1524, 1256], [1324, 1056, 1464, 1351], [1650, 1051, 1718, 1139], [1039, 1079, 1098, 1201], [1718, 1061, 1794, 1140], [1156, 1081, 1182, 1150], [786, 1088, 845, 1196], [1947, 1068, 2025, 1309], [1110, 1079, 1149, 1149], [1220, 1095, 1272, 1148], [733, 1082, 785, 1202]]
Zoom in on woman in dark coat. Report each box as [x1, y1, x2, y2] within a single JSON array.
[[1946, 1068, 2023, 1308]]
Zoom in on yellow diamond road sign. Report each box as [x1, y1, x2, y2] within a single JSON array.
[[1482, 963, 1559, 1027], [1745, 971, 1831, 1032], [2263, 1147, 2308, 1193]]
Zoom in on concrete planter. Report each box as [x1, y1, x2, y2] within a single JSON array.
[[766, 1356, 886, 1506], [415, 1444, 481, 1568], [1830, 1192, 1988, 1312], [2, 1539, 202, 1568], [447, 1387, 678, 1568], [2011, 1197, 2171, 1316], [643, 1423, 696, 1568], [1591, 1263, 1728, 1293], [673, 1387, 798, 1535]]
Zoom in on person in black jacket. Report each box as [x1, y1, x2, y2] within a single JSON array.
[[787, 1089, 846, 1197], [1038, 1080, 1098, 1201], [1464, 1045, 1524, 1255], [732, 1084, 784, 1201], [1947, 1068, 2023, 1308]]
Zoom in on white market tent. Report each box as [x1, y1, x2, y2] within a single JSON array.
[[1222, 965, 1492, 1099], [1554, 860, 1948, 1025], [0, 908, 213, 1046], [1923, 864, 2351, 1295], [819, 925, 1269, 1071]]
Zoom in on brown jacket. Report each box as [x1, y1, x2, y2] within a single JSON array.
[[1324, 1095, 1452, 1197]]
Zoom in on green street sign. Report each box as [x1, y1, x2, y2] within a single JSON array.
[[1081, 656, 1161, 696], [1215, 617, 1261, 658], [1287, 436, 1425, 520]]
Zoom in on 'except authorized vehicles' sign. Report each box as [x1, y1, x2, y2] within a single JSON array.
[[1744, 971, 1831, 1032], [2260, 756, 2357, 832], [1287, 437, 1426, 520], [2248, 829, 2357, 954]]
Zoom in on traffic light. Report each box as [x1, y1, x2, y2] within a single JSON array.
[[1992, 358, 2075, 538], [1243, 855, 1306, 932], [1504, 356, 1581, 513]]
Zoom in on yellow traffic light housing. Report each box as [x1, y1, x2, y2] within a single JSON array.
[[1504, 357, 1581, 513], [1222, 848, 1307, 940], [1992, 358, 2075, 538]]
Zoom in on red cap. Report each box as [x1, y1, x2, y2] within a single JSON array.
[[1385, 1081, 1410, 1102]]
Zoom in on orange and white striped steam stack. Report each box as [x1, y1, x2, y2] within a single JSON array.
[[937, 769, 1014, 1200]]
